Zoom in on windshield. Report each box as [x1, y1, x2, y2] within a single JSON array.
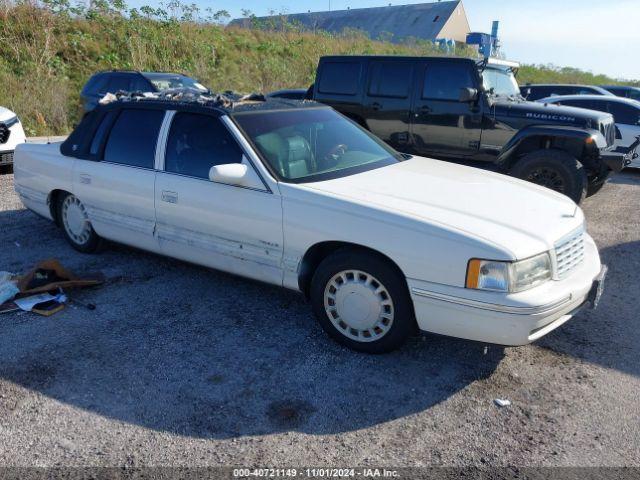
[[482, 67, 521, 98], [234, 108, 404, 183], [145, 74, 208, 92]]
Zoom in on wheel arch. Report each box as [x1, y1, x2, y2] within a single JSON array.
[[48, 189, 71, 226], [298, 241, 408, 299]]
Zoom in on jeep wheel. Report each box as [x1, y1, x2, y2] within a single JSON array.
[[510, 150, 587, 204]]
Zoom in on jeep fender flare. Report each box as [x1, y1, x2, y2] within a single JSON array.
[[497, 125, 606, 169]]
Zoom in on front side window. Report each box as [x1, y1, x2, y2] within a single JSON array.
[[165, 113, 243, 179], [234, 108, 404, 183], [368, 62, 413, 98], [423, 63, 474, 101], [103, 109, 164, 168]]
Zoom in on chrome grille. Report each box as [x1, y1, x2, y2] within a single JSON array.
[[555, 228, 585, 279], [0, 151, 13, 165]]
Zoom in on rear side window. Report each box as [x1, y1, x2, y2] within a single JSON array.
[[82, 74, 107, 95], [105, 76, 132, 94], [368, 62, 413, 98], [607, 102, 640, 125], [423, 63, 474, 101], [103, 109, 164, 168], [165, 113, 243, 179], [318, 62, 361, 95]]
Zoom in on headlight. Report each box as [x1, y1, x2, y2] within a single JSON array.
[[3, 115, 19, 128], [466, 253, 552, 293]]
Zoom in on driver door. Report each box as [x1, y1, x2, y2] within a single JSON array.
[[410, 59, 483, 158], [154, 111, 284, 286]]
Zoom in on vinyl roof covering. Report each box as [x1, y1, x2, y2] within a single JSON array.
[[229, 1, 462, 42]]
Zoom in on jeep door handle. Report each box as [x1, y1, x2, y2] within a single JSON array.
[[370, 102, 382, 111], [415, 106, 431, 116]]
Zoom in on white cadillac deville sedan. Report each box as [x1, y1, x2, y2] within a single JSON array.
[[14, 95, 606, 353]]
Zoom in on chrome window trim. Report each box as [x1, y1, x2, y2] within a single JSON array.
[[411, 288, 573, 316], [155, 110, 176, 171]]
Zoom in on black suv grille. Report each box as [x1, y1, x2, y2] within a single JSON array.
[[0, 123, 9, 144], [0, 151, 13, 165], [600, 120, 615, 147]]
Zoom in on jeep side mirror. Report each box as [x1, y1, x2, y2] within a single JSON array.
[[459, 88, 478, 103]]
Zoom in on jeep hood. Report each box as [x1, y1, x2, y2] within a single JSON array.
[[301, 157, 584, 260], [493, 100, 612, 128]]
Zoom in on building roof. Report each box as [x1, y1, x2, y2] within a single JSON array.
[[229, 1, 469, 43]]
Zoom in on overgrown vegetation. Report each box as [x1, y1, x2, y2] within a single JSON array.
[[0, 0, 636, 136]]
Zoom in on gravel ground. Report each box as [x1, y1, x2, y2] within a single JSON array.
[[0, 171, 639, 469]]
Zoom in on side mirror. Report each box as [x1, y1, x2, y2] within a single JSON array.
[[523, 88, 531, 99], [209, 163, 249, 186], [459, 87, 479, 103]]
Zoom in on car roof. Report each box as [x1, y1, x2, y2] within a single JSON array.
[[600, 85, 640, 90], [142, 72, 190, 79], [321, 54, 476, 62], [539, 94, 640, 107]]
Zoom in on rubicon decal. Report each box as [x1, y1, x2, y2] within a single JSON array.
[[526, 112, 576, 122]]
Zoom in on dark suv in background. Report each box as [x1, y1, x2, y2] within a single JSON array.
[[310, 55, 636, 203], [600, 85, 640, 101], [80, 71, 208, 112]]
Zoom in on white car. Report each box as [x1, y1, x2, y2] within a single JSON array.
[[13, 96, 605, 353], [539, 95, 640, 168], [0, 106, 27, 168]]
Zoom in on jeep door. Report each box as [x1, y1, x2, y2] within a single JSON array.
[[154, 111, 284, 286], [360, 60, 414, 151], [410, 59, 482, 158]]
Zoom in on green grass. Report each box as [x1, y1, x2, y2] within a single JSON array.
[[0, 1, 636, 136]]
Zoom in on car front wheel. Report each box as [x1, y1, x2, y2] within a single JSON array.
[[310, 249, 415, 353], [58, 193, 103, 253]]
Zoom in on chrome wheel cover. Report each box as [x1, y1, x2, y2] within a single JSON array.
[[324, 270, 394, 343], [62, 195, 91, 245]]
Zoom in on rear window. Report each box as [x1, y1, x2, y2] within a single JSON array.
[[318, 62, 361, 95], [103, 109, 164, 168], [368, 62, 413, 98]]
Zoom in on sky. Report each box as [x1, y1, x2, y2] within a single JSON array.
[[128, 0, 640, 80]]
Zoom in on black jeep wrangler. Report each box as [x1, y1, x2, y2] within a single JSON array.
[[312, 56, 637, 203]]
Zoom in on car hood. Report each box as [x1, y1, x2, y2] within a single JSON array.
[[0, 107, 17, 123], [493, 99, 611, 127], [301, 157, 585, 260]]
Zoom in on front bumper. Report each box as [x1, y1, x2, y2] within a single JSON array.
[[408, 235, 602, 346], [0, 120, 26, 165], [601, 136, 640, 172]]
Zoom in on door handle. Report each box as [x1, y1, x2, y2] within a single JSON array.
[[415, 106, 431, 117], [371, 102, 382, 111], [161, 190, 178, 204]]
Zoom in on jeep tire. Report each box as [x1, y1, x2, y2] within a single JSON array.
[[510, 150, 587, 204]]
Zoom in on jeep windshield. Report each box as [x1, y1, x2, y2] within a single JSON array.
[[234, 107, 405, 183], [482, 67, 522, 99]]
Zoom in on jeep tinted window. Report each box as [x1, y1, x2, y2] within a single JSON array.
[[422, 63, 474, 101], [318, 62, 360, 95], [368, 62, 413, 98], [165, 113, 243, 179], [103, 109, 164, 168]]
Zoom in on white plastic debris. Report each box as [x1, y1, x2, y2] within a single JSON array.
[[494, 398, 511, 407], [98, 92, 118, 105]]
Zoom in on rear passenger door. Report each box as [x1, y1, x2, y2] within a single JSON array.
[[73, 107, 163, 253], [154, 112, 284, 286], [362, 60, 414, 151]]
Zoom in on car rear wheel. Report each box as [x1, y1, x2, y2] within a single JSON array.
[[310, 249, 415, 353], [58, 193, 103, 253], [510, 150, 587, 204]]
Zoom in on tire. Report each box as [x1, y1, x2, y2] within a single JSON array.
[[57, 193, 103, 253], [510, 150, 587, 204], [310, 248, 415, 354], [586, 181, 606, 197]]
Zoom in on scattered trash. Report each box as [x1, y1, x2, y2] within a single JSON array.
[[14, 242, 20, 248], [0, 259, 103, 318], [494, 398, 512, 407], [68, 297, 96, 311]]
